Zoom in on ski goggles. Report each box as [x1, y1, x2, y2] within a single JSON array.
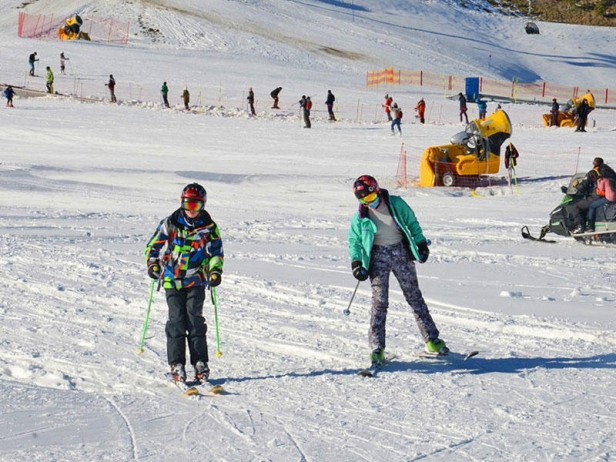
[[358, 192, 379, 205], [182, 198, 204, 212]]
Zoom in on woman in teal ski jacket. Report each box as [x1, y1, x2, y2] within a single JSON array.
[[349, 190, 424, 270], [348, 175, 447, 367]]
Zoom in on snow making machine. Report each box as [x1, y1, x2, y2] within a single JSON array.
[[542, 92, 595, 128], [419, 109, 512, 187], [58, 15, 91, 41]]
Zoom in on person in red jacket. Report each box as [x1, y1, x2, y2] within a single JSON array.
[[415, 97, 426, 124], [383, 94, 393, 121]]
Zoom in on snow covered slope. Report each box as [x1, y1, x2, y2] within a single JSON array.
[[1, 1, 616, 461]]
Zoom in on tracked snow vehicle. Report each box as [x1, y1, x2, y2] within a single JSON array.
[[522, 173, 616, 244]]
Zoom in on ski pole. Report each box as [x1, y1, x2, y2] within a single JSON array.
[[138, 279, 156, 354], [211, 287, 223, 358], [343, 279, 361, 316]]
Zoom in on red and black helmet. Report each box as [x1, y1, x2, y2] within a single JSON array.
[[353, 175, 379, 200], [181, 183, 207, 202]]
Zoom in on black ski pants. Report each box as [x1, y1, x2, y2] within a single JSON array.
[[165, 286, 208, 366]]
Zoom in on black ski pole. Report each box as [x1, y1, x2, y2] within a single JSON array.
[[343, 280, 361, 316]]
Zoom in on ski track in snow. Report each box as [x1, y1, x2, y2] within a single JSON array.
[[2, 0, 616, 460]]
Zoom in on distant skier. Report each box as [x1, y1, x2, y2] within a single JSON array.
[[415, 97, 426, 124], [325, 90, 336, 121], [383, 94, 393, 121], [28, 52, 38, 76], [4, 85, 15, 107], [270, 87, 282, 109], [60, 52, 69, 74], [247, 87, 256, 115], [458, 92, 469, 124], [574, 99, 589, 132], [477, 99, 487, 120], [550, 98, 559, 127], [106, 74, 117, 103], [390, 103, 402, 136], [161, 81, 170, 108], [145, 183, 224, 383], [182, 86, 190, 110], [348, 175, 447, 368], [46, 66, 54, 94], [301, 95, 312, 128]]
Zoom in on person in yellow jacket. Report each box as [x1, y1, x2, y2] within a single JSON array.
[[46, 66, 54, 94]]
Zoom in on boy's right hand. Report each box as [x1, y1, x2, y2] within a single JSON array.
[[147, 261, 161, 279]]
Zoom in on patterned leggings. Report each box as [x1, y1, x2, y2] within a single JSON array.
[[369, 242, 439, 350]]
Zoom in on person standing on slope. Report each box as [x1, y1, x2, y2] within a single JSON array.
[[458, 92, 469, 124], [60, 52, 69, 74], [550, 98, 560, 127], [106, 74, 117, 103], [348, 175, 447, 368], [574, 99, 589, 132], [270, 86, 282, 109], [415, 97, 426, 124], [145, 183, 224, 383], [182, 86, 190, 110], [4, 85, 15, 107], [477, 99, 487, 120], [28, 52, 38, 76], [161, 81, 170, 108], [390, 103, 402, 136], [247, 87, 256, 115], [325, 90, 336, 121], [46, 66, 54, 94], [299, 95, 312, 128], [383, 94, 393, 121]]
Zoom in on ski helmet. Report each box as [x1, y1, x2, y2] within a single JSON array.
[[353, 175, 380, 203], [181, 183, 206, 201], [181, 183, 207, 212]]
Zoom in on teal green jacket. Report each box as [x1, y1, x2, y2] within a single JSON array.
[[348, 190, 425, 270]]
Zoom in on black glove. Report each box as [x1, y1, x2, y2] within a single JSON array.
[[351, 260, 369, 281], [147, 261, 161, 279], [417, 240, 430, 264], [561, 185, 568, 194], [208, 269, 222, 287]]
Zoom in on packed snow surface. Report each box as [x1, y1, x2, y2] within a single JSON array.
[[1, 0, 616, 460]]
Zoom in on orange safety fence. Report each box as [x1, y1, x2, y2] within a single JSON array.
[[367, 68, 616, 106], [18, 12, 130, 44]]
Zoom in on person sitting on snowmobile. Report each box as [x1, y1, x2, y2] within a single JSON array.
[[569, 158, 616, 234]]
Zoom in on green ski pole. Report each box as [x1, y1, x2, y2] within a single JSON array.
[[211, 287, 223, 358], [138, 279, 156, 354]]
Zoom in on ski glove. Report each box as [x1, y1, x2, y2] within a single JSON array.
[[147, 261, 161, 279], [208, 270, 222, 287], [351, 260, 369, 281], [561, 185, 568, 194], [417, 240, 430, 264]]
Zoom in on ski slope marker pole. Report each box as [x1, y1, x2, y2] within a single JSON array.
[[344, 280, 361, 316], [138, 279, 156, 354], [211, 287, 223, 358]]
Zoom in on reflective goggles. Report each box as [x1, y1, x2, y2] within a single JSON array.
[[182, 198, 204, 212], [358, 192, 379, 205]]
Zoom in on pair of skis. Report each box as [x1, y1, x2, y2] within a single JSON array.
[[165, 373, 224, 397], [358, 350, 479, 377]]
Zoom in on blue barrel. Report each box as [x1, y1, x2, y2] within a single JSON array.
[[465, 77, 480, 102]]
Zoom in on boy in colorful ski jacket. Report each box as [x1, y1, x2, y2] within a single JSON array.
[[348, 175, 446, 365], [145, 183, 224, 383]]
